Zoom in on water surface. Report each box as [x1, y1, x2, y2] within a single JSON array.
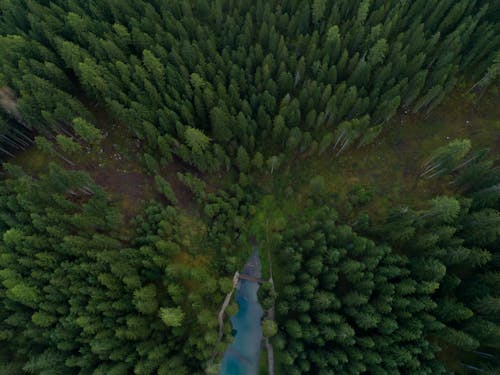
[[219, 249, 263, 375]]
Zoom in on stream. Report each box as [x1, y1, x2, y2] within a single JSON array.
[[219, 248, 264, 375]]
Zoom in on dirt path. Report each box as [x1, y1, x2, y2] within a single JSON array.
[[217, 271, 240, 343], [208, 271, 239, 372]]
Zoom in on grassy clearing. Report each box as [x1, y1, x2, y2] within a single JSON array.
[[4, 104, 155, 220], [263, 89, 499, 223]]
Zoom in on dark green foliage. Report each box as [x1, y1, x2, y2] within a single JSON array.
[[272, 150, 499, 373], [380, 151, 500, 367], [421, 139, 472, 178], [275, 205, 448, 374], [348, 184, 374, 207], [0, 165, 236, 374], [0, 0, 497, 169], [201, 184, 257, 267], [258, 282, 277, 311]]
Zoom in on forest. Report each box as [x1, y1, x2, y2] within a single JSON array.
[[0, 0, 498, 374]]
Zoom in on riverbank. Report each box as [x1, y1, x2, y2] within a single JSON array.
[[219, 249, 264, 375]]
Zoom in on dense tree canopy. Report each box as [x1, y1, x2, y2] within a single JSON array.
[[274, 205, 449, 374], [380, 150, 500, 370], [0, 1, 498, 374], [0, 0, 498, 169], [0, 163, 257, 374]]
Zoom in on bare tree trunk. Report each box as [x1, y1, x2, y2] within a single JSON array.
[[53, 149, 75, 166], [0, 146, 15, 157], [1, 135, 23, 150], [332, 130, 346, 151], [11, 127, 33, 144], [473, 350, 494, 358], [460, 362, 486, 373], [426, 168, 446, 179], [420, 162, 441, 177], [451, 154, 481, 172], [11, 134, 30, 148], [466, 75, 489, 94], [336, 137, 350, 156]]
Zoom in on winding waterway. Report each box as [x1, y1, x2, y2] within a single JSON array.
[[219, 248, 264, 375]]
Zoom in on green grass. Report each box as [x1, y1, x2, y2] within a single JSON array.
[[272, 89, 499, 221]]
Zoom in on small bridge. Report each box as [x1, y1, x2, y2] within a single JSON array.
[[238, 273, 267, 284]]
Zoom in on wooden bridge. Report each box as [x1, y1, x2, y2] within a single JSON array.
[[238, 273, 267, 284]]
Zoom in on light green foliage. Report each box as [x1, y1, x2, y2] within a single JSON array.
[[427, 196, 461, 223], [309, 175, 326, 196], [356, 0, 371, 24], [205, 363, 220, 375], [142, 50, 164, 83], [368, 39, 388, 66], [251, 152, 264, 169], [177, 172, 206, 200], [318, 132, 333, 155], [73, 117, 103, 145], [6, 284, 39, 308], [225, 301, 239, 317], [262, 319, 278, 337], [190, 73, 206, 89], [144, 153, 159, 173], [56, 134, 81, 154], [312, 0, 326, 23], [31, 312, 56, 327], [159, 307, 184, 327], [155, 175, 178, 205], [34, 136, 55, 155], [358, 125, 382, 147], [185, 126, 211, 154]]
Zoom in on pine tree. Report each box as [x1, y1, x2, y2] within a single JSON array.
[[184, 126, 211, 154], [236, 146, 250, 172], [155, 176, 178, 205], [56, 134, 81, 154], [159, 307, 184, 327], [73, 117, 103, 145]]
